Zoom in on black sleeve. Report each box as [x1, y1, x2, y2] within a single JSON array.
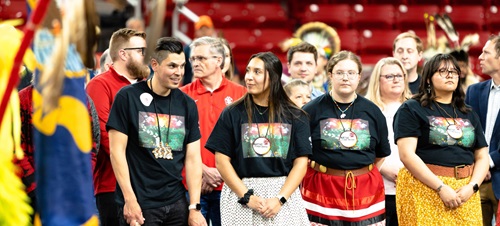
[[290, 113, 312, 159], [393, 101, 421, 143], [106, 90, 130, 135], [185, 97, 201, 144], [205, 108, 237, 159]]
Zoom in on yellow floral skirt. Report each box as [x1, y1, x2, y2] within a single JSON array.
[[396, 168, 482, 226]]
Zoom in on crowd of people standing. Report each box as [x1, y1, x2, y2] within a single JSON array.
[[14, 13, 500, 226]]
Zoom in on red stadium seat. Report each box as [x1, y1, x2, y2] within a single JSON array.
[[359, 54, 392, 65], [396, 5, 440, 31], [0, 0, 28, 23], [407, 0, 450, 4], [300, 4, 352, 30], [183, 2, 214, 16], [359, 29, 401, 55], [245, 3, 290, 29], [486, 6, 500, 31], [450, 0, 491, 7], [337, 29, 360, 53], [352, 4, 396, 30], [443, 5, 486, 31], [253, 28, 293, 52], [221, 28, 257, 53], [210, 3, 250, 28]]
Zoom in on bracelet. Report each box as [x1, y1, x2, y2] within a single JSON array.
[[238, 189, 254, 206], [436, 183, 444, 192]]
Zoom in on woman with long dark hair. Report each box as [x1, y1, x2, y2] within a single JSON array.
[[394, 53, 488, 225], [205, 52, 310, 225]]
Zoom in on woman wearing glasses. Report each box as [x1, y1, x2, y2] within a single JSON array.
[[301, 51, 390, 225], [205, 52, 310, 225], [366, 57, 412, 225], [394, 53, 488, 225]]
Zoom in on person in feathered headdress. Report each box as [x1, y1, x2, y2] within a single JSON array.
[[422, 13, 481, 91], [0, 23, 36, 226]]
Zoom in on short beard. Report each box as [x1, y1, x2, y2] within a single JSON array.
[[126, 59, 150, 80]]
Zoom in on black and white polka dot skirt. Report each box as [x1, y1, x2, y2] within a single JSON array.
[[220, 176, 310, 226]]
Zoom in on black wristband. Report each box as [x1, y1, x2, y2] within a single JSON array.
[[238, 189, 254, 205]]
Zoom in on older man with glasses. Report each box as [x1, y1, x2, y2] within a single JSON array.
[[180, 37, 246, 226], [86, 28, 149, 226]]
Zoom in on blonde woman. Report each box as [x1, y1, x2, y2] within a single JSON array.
[[366, 57, 412, 226]]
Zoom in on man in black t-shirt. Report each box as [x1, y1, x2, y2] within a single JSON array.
[[393, 32, 423, 94], [107, 37, 207, 226]]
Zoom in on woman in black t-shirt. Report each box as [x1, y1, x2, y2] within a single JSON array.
[[205, 52, 311, 225], [301, 51, 390, 225], [394, 53, 488, 225]]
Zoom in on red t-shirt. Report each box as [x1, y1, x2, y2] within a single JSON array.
[[180, 76, 246, 190], [86, 66, 132, 195]]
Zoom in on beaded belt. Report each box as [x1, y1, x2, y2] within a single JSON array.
[[310, 161, 373, 176]]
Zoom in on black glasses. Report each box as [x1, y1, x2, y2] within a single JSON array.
[[189, 55, 219, 63], [381, 74, 404, 81], [436, 68, 459, 78], [123, 47, 146, 56]]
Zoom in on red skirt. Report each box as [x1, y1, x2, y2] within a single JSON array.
[[301, 166, 386, 225]]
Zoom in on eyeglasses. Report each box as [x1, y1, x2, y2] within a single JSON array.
[[123, 47, 146, 56], [189, 55, 219, 63], [332, 71, 359, 80], [381, 74, 404, 81], [436, 68, 459, 78]]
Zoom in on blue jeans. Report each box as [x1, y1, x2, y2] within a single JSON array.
[[186, 191, 221, 226], [118, 197, 188, 226]]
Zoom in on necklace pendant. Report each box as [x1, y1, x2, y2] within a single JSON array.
[[164, 144, 173, 159], [152, 147, 161, 159], [340, 113, 346, 119]]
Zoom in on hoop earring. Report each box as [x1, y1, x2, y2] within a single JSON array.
[[427, 84, 431, 94]]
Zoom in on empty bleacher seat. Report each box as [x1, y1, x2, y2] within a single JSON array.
[[396, 5, 440, 31], [0, 0, 28, 23], [253, 28, 293, 52], [443, 5, 486, 31], [300, 4, 352, 30], [486, 6, 500, 30], [337, 29, 360, 53], [359, 29, 401, 55], [210, 3, 250, 28], [221, 28, 257, 53], [246, 3, 290, 29], [352, 4, 396, 30]]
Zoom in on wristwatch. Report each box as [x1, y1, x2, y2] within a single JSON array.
[[276, 195, 287, 205], [472, 183, 479, 193], [188, 203, 201, 211]]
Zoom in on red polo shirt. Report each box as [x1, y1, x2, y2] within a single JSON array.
[[86, 66, 132, 195], [181, 76, 246, 191]]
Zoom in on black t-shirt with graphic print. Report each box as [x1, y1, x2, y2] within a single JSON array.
[[303, 93, 391, 170], [205, 101, 311, 178], [106, 81, 201, 210], [394, 99, 487, 167]]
